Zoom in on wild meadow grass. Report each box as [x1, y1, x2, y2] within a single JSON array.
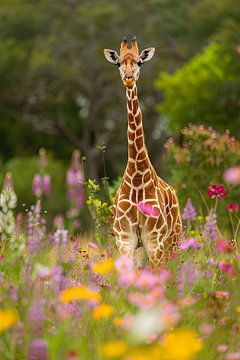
[[0, 145, 240, 360]]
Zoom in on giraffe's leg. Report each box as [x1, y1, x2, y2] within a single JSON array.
[[114, 230, 142, 268], [134, 246, 143, 269], [161, 217, 182, 263], [142, 236, 164, 269]]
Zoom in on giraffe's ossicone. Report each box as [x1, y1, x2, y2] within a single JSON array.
[[104, 37, 182, 268]]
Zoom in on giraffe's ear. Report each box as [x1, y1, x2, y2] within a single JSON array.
[[139, 47, 155, 63], [104, 49, 119, 64]]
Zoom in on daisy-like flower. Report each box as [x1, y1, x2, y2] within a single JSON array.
[[215, 290, 229, 299], [207, 185, 227, 198]]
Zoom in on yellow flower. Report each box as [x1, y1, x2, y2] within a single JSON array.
[[93, 304, 114, 320], [59, 285, 101, 303], [93, 259, 114, 275], [102, 340, 127, 358], [0, 309, 18, 332], [236, 305, 240, 313], [160, 328, 203, 360], [113, 317, 123, 327]]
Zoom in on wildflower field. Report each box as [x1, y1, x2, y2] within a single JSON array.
[[0, 126, 240, 360]]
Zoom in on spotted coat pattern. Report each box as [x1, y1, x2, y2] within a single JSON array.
[[113, 84, 182, 268]]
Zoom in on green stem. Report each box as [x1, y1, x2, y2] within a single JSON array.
[[228, 211, 235, 240], [214, 197, 218, 213], [198, 190, 209, 212], [234, 218, 240, 249]]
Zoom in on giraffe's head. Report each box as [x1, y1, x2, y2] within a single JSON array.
[[104, 36, 155, 88]]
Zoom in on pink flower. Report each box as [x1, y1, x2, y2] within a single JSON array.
[[88, 242, 99, 250], [219, 262, 236, 276], [32, 174, 42, 197], [32, 174, 51, 197], [225, 352, 240, 360], [42, 174, 51, 195], [207, 184, 227, 198], [170, 252, 179, 259], [118, 272, 136, 287], [216, 240, 234, 253], [138, 202, 159, 217], [227, 203, 239, 212], [199, 323, 214, 336], [215, 290, 229, 299], [217, 344, 228, 353], [224, 167, 240, 186], [135, 270, 158, 290], [115, 256, 134, 273], [179, 237, 202, 250]]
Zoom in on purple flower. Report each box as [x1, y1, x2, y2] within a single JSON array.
[[66, 150, 84, 211], [32, 175, 42, 197], [28, 339, 48, 360], [66, 168, 83, 187], [179, 237, 202, 250], [203, 209, 217, 241], [28, 300, 45, 334], [32, 174, 51, 198], [182, 198, 196, 221], [53, 228, 68, 245], [42, 175, 51, 196]]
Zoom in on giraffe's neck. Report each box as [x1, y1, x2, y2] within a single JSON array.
[[126, 84, 151, 174]]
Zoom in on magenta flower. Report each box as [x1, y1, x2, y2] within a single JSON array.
[[179, 237, 202, 250], [182, 198, 196, 221], [216, 240, 234, 253], [207, 184, 227, 198], [224, 167, 240, 186], [227, 203, 239, 212], [138, 202, 159, 217], [219, 262, 236, 276]]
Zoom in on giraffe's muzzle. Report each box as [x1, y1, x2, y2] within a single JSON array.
[[123, 78, 135, 88]]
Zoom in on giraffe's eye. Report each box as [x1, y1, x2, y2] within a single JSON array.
[[137, 61, 143, 67], [116, 62, 121, 67]]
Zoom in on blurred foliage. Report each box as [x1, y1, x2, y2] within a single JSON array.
[[0, 0, 239, 211], [164, 124, 240, 210], [0, 156, 67, 218], [156, 0, 240, 135]]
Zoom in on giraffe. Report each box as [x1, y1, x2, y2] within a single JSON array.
[[104, 37, 182, 268]]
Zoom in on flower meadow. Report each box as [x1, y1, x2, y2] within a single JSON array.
[[1, 144, 240, 360]]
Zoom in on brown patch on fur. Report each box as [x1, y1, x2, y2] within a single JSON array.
[[133, 100, 138, 114]]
